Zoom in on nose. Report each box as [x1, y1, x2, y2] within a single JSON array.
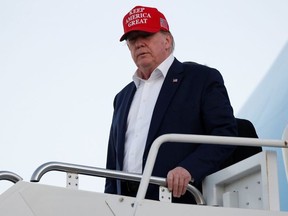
[[134, 38, 145, 49]]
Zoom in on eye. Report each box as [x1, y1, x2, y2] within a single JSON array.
[[127, 35, 137, 42], [141, 32, 154, 38]]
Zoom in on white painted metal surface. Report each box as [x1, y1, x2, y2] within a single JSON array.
[[203, 151, 279, 210], [0, 133, 287, 216], [66, 172, 79, 189], [0, 181, 287, 216]]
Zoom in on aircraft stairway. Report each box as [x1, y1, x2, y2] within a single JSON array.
[[0, 132, 287, 216]]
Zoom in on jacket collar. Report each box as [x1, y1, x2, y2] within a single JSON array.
[[144, 58, 185, 155]]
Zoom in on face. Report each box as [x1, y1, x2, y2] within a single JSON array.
[[126, 31, 172, 79]]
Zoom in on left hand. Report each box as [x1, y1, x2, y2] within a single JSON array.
[[166, 167, 192, 198]]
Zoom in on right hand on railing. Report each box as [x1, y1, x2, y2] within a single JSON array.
[[166, 166, 192, 198]]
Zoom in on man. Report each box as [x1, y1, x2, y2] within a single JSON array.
[[105, 5, 238, 204]]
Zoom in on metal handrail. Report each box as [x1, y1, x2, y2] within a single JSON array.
[[30, 161, 205, 205], [29, 133, 288, 214], [134, 134, 288, 213], [0, 171, 23, 183]]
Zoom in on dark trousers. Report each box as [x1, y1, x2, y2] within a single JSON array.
[[121, 181, 140, 197]]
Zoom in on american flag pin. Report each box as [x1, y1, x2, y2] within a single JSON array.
[[172, 78, 178, 83]]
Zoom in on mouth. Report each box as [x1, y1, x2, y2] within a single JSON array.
[[137, 52, 148, 58]]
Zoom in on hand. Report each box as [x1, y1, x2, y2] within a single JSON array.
[[166, 167, 192, 198]]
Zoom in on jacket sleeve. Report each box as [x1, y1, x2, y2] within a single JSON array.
[[179, 67, 238, 187], [104, 96, 118, 194]]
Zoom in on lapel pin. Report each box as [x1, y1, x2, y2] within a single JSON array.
[[172, 78, 178, 83]]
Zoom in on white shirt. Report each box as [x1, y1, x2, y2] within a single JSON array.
[[123, 54, 175, 173]]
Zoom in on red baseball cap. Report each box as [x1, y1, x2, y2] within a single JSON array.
[[120, 5, 170, 41]]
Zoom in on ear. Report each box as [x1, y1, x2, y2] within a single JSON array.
[[127, 42, 132, 51], [164, 33, 173, 50]]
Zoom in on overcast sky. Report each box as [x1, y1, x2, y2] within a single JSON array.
[[1, 0, 288, 195]]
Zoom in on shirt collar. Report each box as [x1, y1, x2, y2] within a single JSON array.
[[132, 54, 175, 88]]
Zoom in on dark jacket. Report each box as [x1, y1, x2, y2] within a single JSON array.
[[105, 58, 238, 203]]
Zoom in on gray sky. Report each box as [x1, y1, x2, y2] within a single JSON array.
[[1, 0, 288, 193]]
